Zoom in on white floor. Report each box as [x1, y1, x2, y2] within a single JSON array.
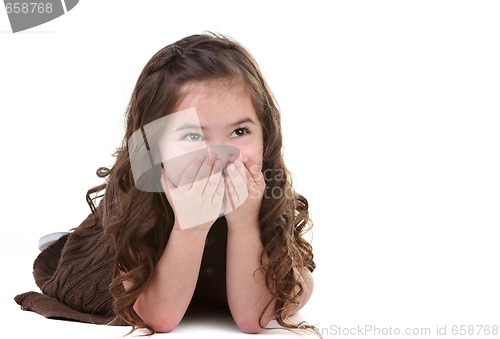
[[2, 224, 327, 339]]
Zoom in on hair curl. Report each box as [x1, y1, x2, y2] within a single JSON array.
[[84, 32, 316, 334]]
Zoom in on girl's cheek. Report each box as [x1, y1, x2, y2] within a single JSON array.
[[230, 133, 264, 166], [236, 137, 263, 167], [239, 150, 263, 167]]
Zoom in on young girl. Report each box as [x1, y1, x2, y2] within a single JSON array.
[[15, 32, 317, 335]]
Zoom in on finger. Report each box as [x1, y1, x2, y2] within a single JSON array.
[[194, 152, 217, 185], [223, 171, 237, 210], [160, 168, 177, 206], [203, 160, 223, 196], [243, 156, 264, 185], [160, 166, 176, 191], [225, 162, 247, 202], [212, 172, 225, 204], [231, 156, 247, 180], [177, 154, 205, 189]]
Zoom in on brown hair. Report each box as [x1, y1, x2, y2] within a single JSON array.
[[85, 32, 316, 334]]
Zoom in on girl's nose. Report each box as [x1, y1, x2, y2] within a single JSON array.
[[206, 144, 240, 168]]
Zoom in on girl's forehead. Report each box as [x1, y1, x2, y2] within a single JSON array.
[[165, 107, 199, 127], [176, 80, 250, 107]]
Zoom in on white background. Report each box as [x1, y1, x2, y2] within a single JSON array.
[[1, 1, 499, 338]]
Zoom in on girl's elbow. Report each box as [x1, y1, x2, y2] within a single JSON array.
[[134, 304, 183, 333], [150, 318, 181, 333], [152, 325, 175, 333], [233, 312, 272, 334], [235, 319, 263, 334]]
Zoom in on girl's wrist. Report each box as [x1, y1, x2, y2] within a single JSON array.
[[171, 222, 211, 238], [226, 218, 260, 234]]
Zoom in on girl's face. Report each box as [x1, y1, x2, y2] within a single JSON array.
[[159, 80, 264, 173]]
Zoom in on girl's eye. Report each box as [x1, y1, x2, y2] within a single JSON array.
[[183, 133, 204, 142], [230, 127, 249, 138]]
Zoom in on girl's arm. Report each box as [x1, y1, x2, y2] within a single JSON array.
[[226, 220, 314, 334], [226, 219, 274, 333], [128, 226, 209, 333], [129, 156, 224, 332], [224, 158, 314, 333]]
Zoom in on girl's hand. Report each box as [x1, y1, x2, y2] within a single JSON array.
[[161, 153, 225, 231], [223, 156, 265, 227]]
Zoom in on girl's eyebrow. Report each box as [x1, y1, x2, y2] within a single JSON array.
[[174, 123, 203, 132], [174, 117, 256, 132], [229, 117, 256, 127]]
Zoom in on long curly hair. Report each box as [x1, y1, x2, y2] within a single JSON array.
[[84, 32, 316, 334]]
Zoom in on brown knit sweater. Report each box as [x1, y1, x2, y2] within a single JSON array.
[[14, 203, 228, 325], [14, 207, 127, 325]]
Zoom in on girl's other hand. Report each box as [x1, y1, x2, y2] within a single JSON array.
[[223, 156, 265, 228]]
